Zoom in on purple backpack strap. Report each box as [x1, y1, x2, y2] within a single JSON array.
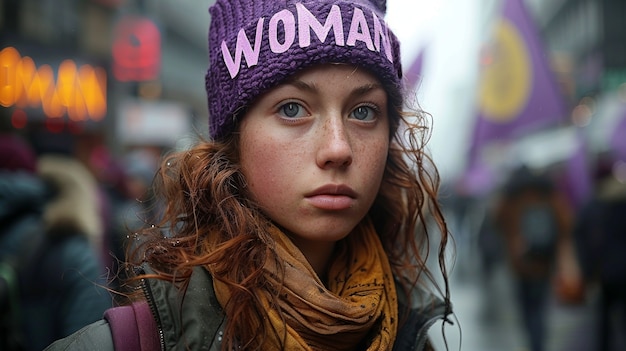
[[104, 302, 160, 351]]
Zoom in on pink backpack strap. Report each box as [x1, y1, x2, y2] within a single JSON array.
[[104, 302, 160, 351]]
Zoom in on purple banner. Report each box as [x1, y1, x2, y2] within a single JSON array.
[[405, 49, 424, 90], [468, 0, 567, 161]]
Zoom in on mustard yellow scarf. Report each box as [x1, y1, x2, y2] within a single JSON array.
[[213, 219, 398, 350]]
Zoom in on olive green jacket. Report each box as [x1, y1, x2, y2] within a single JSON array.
[[46, 265, 448, 350]]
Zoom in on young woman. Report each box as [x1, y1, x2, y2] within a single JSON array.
[[46, 0, 453, 350]]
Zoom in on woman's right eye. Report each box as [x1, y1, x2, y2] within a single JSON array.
[[278, 102, 306, 118]]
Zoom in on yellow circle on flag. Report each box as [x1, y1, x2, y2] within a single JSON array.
[[479, 19, 531, 123]]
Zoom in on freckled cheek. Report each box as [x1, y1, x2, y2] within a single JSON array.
[[364, 144, 389, 200], [241, 140, 297, 203], [358, 138, 389, 177]]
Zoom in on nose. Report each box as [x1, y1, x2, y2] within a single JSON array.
[[316, 116, 353, 169]]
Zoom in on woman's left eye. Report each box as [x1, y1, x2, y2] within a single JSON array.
[[278, 102, 306, 118], [350, 105, 377, 121]]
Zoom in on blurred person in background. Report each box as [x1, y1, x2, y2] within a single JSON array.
[[0, 132, 111, 351], [573, 154, 626, 351], [107, 148, 163, 300], [66, 135, 163, 301], [475, 192, 505, 321], [80, 141, 127, 273], [494, 165, 576, 351], [116, 148, 162, 234]]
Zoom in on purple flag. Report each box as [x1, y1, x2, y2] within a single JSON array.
[[468, 0, 567, 161], [405, 49, 425, 90], [457, 157, 497, 197]]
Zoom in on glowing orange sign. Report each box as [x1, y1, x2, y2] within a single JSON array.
[[0, 47, 107, 121]]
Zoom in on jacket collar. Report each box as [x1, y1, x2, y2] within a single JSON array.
[[142, 265, 449, 351]]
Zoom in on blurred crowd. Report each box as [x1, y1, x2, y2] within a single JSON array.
[[444, 153, 626, 351], [0, 121, 163, 350]]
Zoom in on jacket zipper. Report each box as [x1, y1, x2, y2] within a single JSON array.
[[141, 277, 166, 351]]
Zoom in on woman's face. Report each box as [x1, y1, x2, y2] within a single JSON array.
[[239, 64, 390, 251]]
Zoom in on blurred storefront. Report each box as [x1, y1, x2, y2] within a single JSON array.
[[1, 0, 213, 157]]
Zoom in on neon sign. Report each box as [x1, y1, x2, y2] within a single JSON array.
[[0, 46, 107, 122], [112, 16, 161, 81]]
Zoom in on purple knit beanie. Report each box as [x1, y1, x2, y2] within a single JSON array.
[[205, 0, 403, 140]]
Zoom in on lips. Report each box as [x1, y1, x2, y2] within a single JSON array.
[[304, 184, 357, 210]]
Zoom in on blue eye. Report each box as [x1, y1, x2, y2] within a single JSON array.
[[279, 102, 305, 118], [351, 105, 376, 121]]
